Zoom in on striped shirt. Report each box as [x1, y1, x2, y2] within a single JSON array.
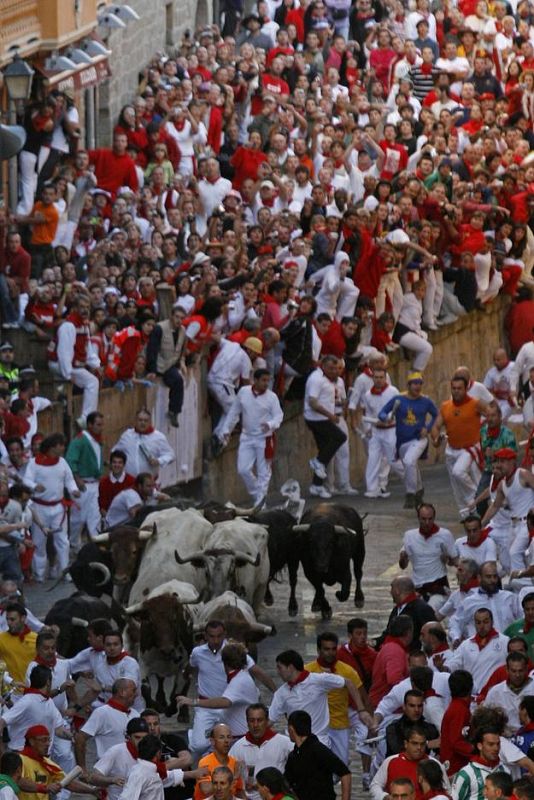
[[409, 64, 441, 101]]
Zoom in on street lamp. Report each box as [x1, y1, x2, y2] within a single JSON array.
[[2, 54, 34, 212], [3, 53, 34, 102]]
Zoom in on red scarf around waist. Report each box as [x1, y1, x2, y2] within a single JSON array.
[[471, 628, 498, 650], [20, 744, 62, 775], [245, 727, 277, 745], [288, 669, 310, 688]]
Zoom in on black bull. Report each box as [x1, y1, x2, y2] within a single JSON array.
[[294, 503, 366, 620], [44, 593, 117, 657]]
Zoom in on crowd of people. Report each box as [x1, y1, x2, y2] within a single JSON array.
[[0, 0, 534, 797]]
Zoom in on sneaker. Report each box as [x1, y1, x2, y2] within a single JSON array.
[[309, 458, 327, 480], [364, 491, 380, 499], [76, 415, 87, 430], [309, 484, 332, 499], [362, 774, 371, 792], [167, 411, 179, 428], [379, 488, 391, 498], [403, 493, 416, 509], [334, 485, 359, 496]]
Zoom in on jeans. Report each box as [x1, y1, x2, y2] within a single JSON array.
[[162, 366, 184, 414], [0, 275, 18, 324], [0, 544, 22, 584]]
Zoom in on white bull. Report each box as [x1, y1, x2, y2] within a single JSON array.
[[128, 508, 213, 606], [174, 519, 270, 614], [191, 591, 274, 640]]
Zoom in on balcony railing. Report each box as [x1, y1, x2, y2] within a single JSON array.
[[0, 0, 41, 67]]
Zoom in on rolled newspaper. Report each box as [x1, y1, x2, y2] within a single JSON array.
[[59, 766, 83, 788]]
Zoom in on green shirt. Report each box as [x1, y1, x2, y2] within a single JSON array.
[[65, 431, 104, 480], [480, 423, 517, 473], [504, 617, 534, 661]]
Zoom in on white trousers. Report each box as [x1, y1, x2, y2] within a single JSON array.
[[329, 727, 350, 766], [50, 363, 99, 419], [510, 520, 530, 572], [208, 381, 237, 439], [477, 270, 503, 304], [69, 482, 101, 552], [398, 332, 433, 371], [423, 269, 444, 326], [17, 147, 50, 216], [188, 706, 222, 756], [31, 503, 69, 581], [398, 438, 428, 494], [326, 417, 351, 491], [237, 435, 272, 505], [335, 279, 360, 322], [490, 524, 511, 574], [366, 428, 404, 493], [445, 445, 481, 511], [52, 733, 76, 800], [376, 272, 403, 320]]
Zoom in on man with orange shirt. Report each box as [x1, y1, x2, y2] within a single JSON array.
[[431, 375, 490, 515], [14, 184, 58, 277], [194, 723, 245, 800]]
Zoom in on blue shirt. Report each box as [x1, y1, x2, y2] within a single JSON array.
[[378, 394, 438, 447]]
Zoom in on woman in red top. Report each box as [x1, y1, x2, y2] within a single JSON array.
[[369, 29, 397, 92], [230, 132, 268, 190]]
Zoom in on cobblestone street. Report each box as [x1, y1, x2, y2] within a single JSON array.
[[25, 462, 462, 799]]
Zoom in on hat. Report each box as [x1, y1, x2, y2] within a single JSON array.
[[478, 92, 495, 101], [439, 158, 453, 168], [407, 371, 424, 383], [126, 717, 150, 735], [385, 229, 410, 245], [493, 447, 517, 460], [262, 95, 277, 105], [243, 337, 263, 355], [283, 260, 299, 269], [364, 196, 379, 212], [25, 725, 49, 740], [191, 252, 210, 267], [0, 343, 14, 352], [313, 19, 330, 28], [224, 190, 242, 202], [260, 180, 275, 190]]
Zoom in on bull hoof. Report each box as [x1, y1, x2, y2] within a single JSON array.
[[264, 590, 274, 607], [335, 590, 349, 602], [311, 598, 322, 613], [288, 601, 298, 617], [269, 625, 277, 636], [321, 605, 333, 620], [354, 593, 365, 608]]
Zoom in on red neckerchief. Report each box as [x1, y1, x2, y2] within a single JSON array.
[[486, 426, 501, 438], [156, 760, 168, 779], [36, 654, 57, 668], [174, 120, 186, 132], [432, 643, 449, 655], [35, 453, 59, 466], [227, 669, 241, 683], [107, 698, 130, 712], [383, 634, 408, 651], [419, 523, 440, 539], [466, 527, 491, 547], [92, 645, 105, 652], [317, 656, 338, 671], [471, 628, 499, 650], [107, 651, 129, 665], [398, 750, 426, 764], [206, 176, 220, 185], [287, 669, 310, 688], [134, 426, 155, 435], [470, 754, 500, 768], [67, 311, 86, 328], [11, 625, 32, 642], [490, 475, 502, 492], [126, 740, 138, 759], [272, 794, 286, 800], [23, 687, 48, 698], [371, 385, 387, 395], [261, 196, 276, 208], [86, 431, 103, 445], [520, 722, 534, 733], [363, 366, 373, 377], [245, 727, 277, 745], [20, 745, 62, 775], [524, 619, 534, 633], [397, 591, 419, 607]]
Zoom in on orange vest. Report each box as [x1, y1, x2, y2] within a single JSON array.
[[440, 396, 481, 449]]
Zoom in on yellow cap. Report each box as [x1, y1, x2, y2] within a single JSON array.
[[244, 337, 263, 355], [407, 371, 424, 383]]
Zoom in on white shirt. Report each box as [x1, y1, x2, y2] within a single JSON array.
[[446, 632, 509, 693], [371, 755, 448, 800], [361, 385, 399, 423], [81, 703, 140, 758], [190, 641, 254, 698], [25, 657, 71, 714], [1, 692, 63, 750], [94, 741, 137, 800], [515, 341, 534, 386], [449, 588, 520, 642], [24, 457, 78, 503], [198, 177, 232, 220], [467, 380, 493, 404], [398, 292, 425, 335], [456, 535, 498, 566], [348, 371, 374, 411], [118, 759, 184, 800], [375, 673, 451, 726], [230, 732, 294, 800], [401, 526, 458, 586], [484, 363, 518, 403], [0, 787, 17, 800], [93, 655, 143, 711], [268, 672, 345, 744], [0, 607, 43, 634], [304, 368, 336, 422], [221, 385, 283, 439], [208, 340, 252, 388], [485, 677, 534, 734], [221, 669, 260, 736], [67, 646, 105, 676], [112, 428, 175, 478], [106, 488, 144, 528], [56, 319, 100, 378]]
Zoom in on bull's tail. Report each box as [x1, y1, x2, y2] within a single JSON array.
[[46, 534, 57, 567], [46, 567, 70, 592]]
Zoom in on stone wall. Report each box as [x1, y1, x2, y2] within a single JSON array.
[[97, 0, 211, 144], [203, 300, 509, 502]]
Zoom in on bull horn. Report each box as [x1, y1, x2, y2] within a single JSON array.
[[71, 617, 89, 628], [292, 524, 310, 532], [124, 602, 144, 615], [333, 526, 357, 535], [88, 562, 111, 587], [93, 533, 110, 544], [183, 596, 202, 604], [193, 623, 204, 633], [139, 526, 156, 541], [235, 550, 261, 566], [174, 549, 205, 565], [249, 622, 273, 634]]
